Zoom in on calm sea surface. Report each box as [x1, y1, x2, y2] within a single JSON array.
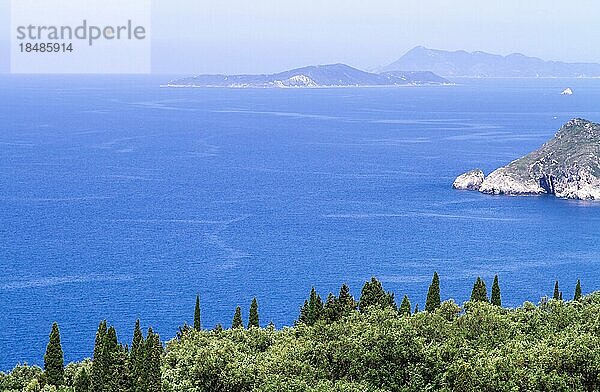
[[1, 76, 599, 369]]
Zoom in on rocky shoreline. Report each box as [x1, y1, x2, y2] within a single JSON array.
[[453, 119, 600, 200]]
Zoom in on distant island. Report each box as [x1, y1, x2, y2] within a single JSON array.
[[561, 87, 574, 95], [382, 46, 600, 78], [454, 118, 600, 200], [164, 63, 451, 88]]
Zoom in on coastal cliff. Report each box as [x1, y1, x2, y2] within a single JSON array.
[[454, 119, 600, 200]]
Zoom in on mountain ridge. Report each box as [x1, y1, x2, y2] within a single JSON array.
[[382, 46, 600, 77]]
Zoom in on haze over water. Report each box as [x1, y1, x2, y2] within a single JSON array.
[[1, 75, 599, 369]]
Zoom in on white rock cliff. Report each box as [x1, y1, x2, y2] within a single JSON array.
[[454, 119, 600, 200], [452, 169, 485, 190]]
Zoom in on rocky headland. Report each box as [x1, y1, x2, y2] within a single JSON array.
[[453, 119, 600, 200]]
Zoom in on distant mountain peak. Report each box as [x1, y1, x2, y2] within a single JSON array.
[[381, 47, 600, 77]]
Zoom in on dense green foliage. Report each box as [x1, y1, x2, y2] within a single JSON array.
[[4, 275, 600, 392], [44, 323, 64, 387], [162, 294, 600, 392]]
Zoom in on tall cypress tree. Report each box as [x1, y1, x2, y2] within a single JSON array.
[[105, 326, 129, 392], [232, 306, 243, 329], [337, 284, 357, 316], [574, 279, 582, 301], [323, 293, 337, 323], [130, 319, 145, 392], [323, 285, 357, 323], [470, 277, 488, 302], [44, 322, 64, 387], [90, 321, 129, 392], [299, 299, 310, 324], [470, 278, 478, 302], [106, 326, 118, 349], [481, 278, 488, 302], [145, 328, 163, 392], [425, 272, 441, 312], [194, 294, 201, 331], [313, 290, 324, 321], [110, 343, 131, 392], [90, 320, 108, 391], [131, 319, 144, 352], [298, 287, 324, 325], [491, 275, 501, 306], [553, 280, 560, 300], [248, 297, 259, 328], [399, 295, 411, 317], [480, 278, 488, 302], [358, 277, 395, 312]]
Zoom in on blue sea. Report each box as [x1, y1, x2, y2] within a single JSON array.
[[1, 75, 600, 370]]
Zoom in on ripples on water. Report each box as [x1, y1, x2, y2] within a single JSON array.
[[0, 76, 599, 369]]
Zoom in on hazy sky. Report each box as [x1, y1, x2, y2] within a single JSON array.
[[2, 0, 600, 74], [0, 0, 8, 73]]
